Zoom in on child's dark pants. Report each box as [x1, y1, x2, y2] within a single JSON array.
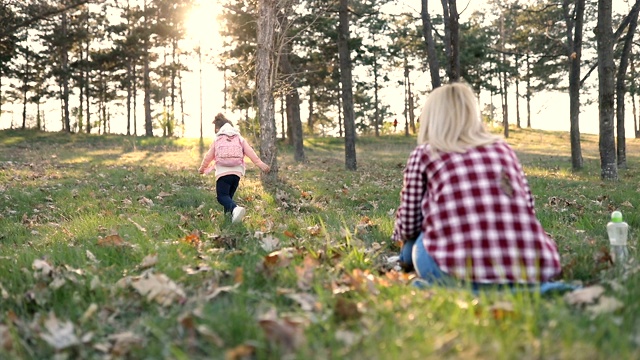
[[216, 175, 240, 213]]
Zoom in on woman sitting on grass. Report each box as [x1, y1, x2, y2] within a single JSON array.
[[392, 82, 562, 288]]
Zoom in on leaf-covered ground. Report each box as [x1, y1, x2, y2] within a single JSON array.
[[1, 128, 639, 359]]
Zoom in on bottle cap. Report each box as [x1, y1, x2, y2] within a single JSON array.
[[611, 211, 623, 223]]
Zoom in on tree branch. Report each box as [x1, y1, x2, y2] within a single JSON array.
[[1, 0, 103, 38], [580, 0, 640, 85]]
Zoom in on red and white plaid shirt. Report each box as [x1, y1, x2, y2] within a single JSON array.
[[392, 141, 561, 283]]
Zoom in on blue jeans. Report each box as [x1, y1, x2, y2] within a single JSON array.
[[400, 233, 578, 294], [216, 175, 240, 213], [399, 233, 449, 284]]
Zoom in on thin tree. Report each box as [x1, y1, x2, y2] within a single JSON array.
[[338, 0, 356, 170], [277, 10, 306, 162], [614, 1, 640, 169], [256, 0, 279, 180], [441, 0, 460, 82], [596, 0, 617, 180], [421, 0, 441, 88], [563, 0, 585, 171]]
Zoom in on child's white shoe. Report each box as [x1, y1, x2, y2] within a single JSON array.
[[231, 206, 246, 223]]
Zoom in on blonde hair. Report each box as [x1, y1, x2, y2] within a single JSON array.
[[417, 82, 499, 153]]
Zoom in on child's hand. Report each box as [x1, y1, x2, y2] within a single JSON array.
[[260, 163, 271, 173], [198, 167, 205, 174]]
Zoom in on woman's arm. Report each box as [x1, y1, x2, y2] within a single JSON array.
[[392, 148, 426, 243]]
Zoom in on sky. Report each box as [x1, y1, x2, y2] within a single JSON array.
[[1, 0, 638, 139]]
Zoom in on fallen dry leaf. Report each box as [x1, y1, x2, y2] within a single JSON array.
[[234, 267, 244, 284], [127, 217, 147, 232], [489, 301, 516, 320], [130, 272, 186, 306], [181, 232, 201, 246], [564, 285, 605, 306], [196, 325, 225, 347], [0, 324, 12, 351], [225, 343, 256, 360], [138, 197, 154, 207], [335, 329, 361, 347], [108, 331, 143, 356], [285, 292, 320, 313], [259, 234, 280, 252], [205, 283, 240, 301], [80, 303, 99, 323], [32, 259, 54, 278], [40, 312, 80, 350], [334, 295, 362, 322], [295, 255, 318, 291], [306, 225, 322, 236], [97, 234, 126, 247], [586, 296, 624, 315], [139, 254, 158, 269], [86, 250, 99, 263], [258, 309, 307, 355]]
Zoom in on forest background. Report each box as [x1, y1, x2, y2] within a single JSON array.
[[1, 0, 639, 181]]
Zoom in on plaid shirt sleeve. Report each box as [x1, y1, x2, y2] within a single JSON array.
[[392, 146, 427, 243]]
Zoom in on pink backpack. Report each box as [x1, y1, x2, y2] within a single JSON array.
[[214, 134, 244, 166]]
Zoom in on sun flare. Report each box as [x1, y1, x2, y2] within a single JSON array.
[[184, 0, 224, 48]]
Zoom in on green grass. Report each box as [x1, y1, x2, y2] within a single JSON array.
[[1, 127, 639, 359]]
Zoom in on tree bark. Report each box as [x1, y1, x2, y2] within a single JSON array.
[[615, 3, 639, 169], [143, 0, 153, 136], [526, 54, 531, 128], [85, 19, 91, 134], [338, 0, 356, 170], [596, 0, 618, 180], [515, 56, 520, 129], [563, 0, 584, 170], [256, 0, 279, 179], [277, 9, 304, 159], [278, 32, 306, 162], [61, 11, 71, 133], [421, 0, 440, 88]]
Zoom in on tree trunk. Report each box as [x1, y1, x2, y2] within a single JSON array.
[[307, 84, 314, 133], [143, 0, 153, 136], [337, 86, 343, 137], [85, 26, 91, 134], [563, 0, 584, 170], [408, 69, 415, 134], [373, 54, 380, 137], [256, 0, 279, 179], [22, 60, 27, 130], [133, 63, 137, 136], [615, 4, 638, 169], [515, 56, 521, 129], [127, 59, 132, 136], [338, 0, 356, 170], [126, 1, 132, 136], [442, 0, 460, 81], [526, 54, 532, 128], [500, 12, 508, 138], [278, 31, 306, 162], [596, 0, 618, 180], [633, 56, 639, 138], [421, 0, 441, 89], [79, 45, 84, 134], [197, 47, 203, 141], [61, 12, 71, 133], [449, 0, 460, 81]]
